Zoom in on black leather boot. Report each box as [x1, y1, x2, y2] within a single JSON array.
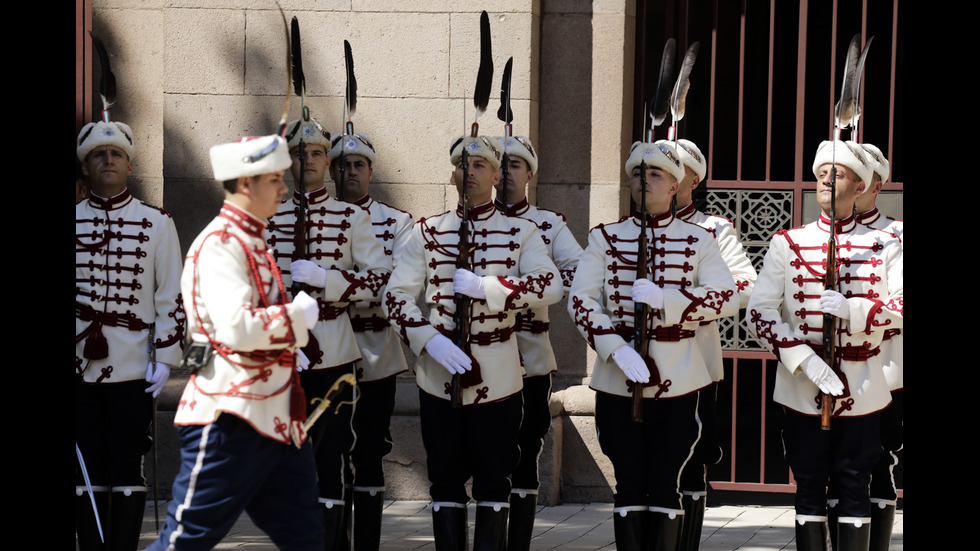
[[322, 500, 347, 551], [677, 493, 706, 551], [353, 489, 385, 551], [836, 518, 871, 551], [473, 503, 508, 551], [432, 502, 469, 551], [507, 490, 537, 551], [107, 488, 146, 551], [868, 501, 895, 551], [795, 518, 829, 551], [613, 508, 648, 551], [648, 510, 682, 551], [76, 488, 109, 551]]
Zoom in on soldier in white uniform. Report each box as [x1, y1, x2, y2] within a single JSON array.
[[327, 131, 412, 551], [149, 134, 323, 550], [568, 141, 737, 550], [835, 143, 902, 551], [383, 135, 563, 550], [492, 135, 583, 551], [266, 117, 392, 548], [747, 141, 903, 551], [658, 139, 757, 551], [75, 119, 184, 550]]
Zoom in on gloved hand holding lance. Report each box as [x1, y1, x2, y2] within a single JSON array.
[[821, 34, 872, 430], [630, 38, 675, 423], [451, 10, 494, 408]]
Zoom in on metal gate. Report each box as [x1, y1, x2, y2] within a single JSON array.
[[634, 0, 903, 497]]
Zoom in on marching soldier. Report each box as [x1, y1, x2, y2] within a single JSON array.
[[75, 118, 184, 550], [149, 134, 323, 550], [661, 138, 757, 551], [568, 140, 737, 550], [492, 134, 583, 551], [266, 117, 392, 548], [327, 131, 412, 551], [747, 141, 903, 551], [383, 135, 563, 550]]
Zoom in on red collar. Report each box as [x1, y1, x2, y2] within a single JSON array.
[[218, 201, 267, 238], [456, 200, 496, 222], [87, 189, 133, 211]]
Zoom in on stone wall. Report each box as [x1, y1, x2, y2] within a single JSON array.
[[89, 0, 636, 506]]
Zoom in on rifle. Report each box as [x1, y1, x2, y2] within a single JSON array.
[[452, 11, 493, 408], [631, 39, 675, 423], [821, 34, 872, 430]]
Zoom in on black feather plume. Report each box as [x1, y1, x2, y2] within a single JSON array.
[[649, 38, 676, 131], [670, 42, 699, 125], [345, 40, 357, 118], [89, 31, 117, 111], [276, 3, 292, 135], [473, 10, 494, 117], [291, 17, 305, 99], [497, 57, 513, 123]]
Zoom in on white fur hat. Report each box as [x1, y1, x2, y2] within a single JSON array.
[[811, 140, 874, 187], [625, 141, 685, 183], [77, 120, 136, 162], [328, 132, 379, 166], [209, 135, 292, 182], [860, 143, 889, 184], [284, 118, 332, 151], [496, 135, 538, 174], [673, 138, 706, 181], [450, 135, 502, 170]]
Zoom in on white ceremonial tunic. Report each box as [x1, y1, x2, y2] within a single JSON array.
[[266, 187, 392, 370], [747, 214, 903, 417], [569, 212, 738, 399], [383, 201, 564, 405], [498, 198, 584, 377], [676, 202, 757, 382], [348, 195, 413, 382], [856, 207, 903, 391], [175, 202, 311, 446], [76, 189, 184, 382]]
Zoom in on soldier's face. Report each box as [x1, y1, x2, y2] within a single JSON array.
[[82, 145, 132, 197], [816, 163, 866, 218], [334, 154, 373, 200], [495, 155, 531, 204], [289, 144, 330, 192], [454, 155, 500, 206], [245, 170, 288, 220], [630, 165, 678, 215]]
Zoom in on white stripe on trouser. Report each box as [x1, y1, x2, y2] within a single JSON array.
[[675, 392, 703, 510], [166, 423, 214, 551]]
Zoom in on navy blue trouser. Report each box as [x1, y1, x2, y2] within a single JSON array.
[[147, 414, 323, 551]]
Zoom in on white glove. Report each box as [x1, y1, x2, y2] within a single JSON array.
[[292, 291, 320, 329], [820, 290, 850, 320], [425, 334, 472, 375], [453, 268, 486, 299], [800, 355, 844, 396], [144, 362, 170, 398], [630, 278, 664, 309], [290, 260, 328, 288], [610, 345, 650, 384], [296, 349, 310, 372]]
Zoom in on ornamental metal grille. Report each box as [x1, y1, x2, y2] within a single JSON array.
[[705, 189, 793, 351]]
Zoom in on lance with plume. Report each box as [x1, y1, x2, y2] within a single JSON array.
[[496, 57, 514, 212], [821, 33, 872, 430], [451, 10, 493, 408], [337, 39, 358, 202], [630, 38, 675, 423]]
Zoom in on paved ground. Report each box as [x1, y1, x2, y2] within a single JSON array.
[[132, 500, 902, 550]]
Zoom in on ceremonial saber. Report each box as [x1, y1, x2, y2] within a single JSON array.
[[302, 372, 358, 434], [76, 443, 104, 543]]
